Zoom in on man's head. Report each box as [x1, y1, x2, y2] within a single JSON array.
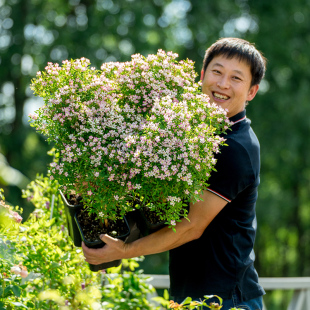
[[201, 37, 266, 87], [201, 38, 267, 117]]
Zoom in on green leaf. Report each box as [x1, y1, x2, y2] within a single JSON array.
[[108, 263, 122, 274], [4, 284, 13, 295], [151, 296, 170, 307], [12, 285, 21, 297], [45, 218, 56, 227], [163, 288, 169, 300], [50, 262, 60, 269], [181, 296, 192, 304]]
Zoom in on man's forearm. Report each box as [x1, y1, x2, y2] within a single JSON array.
[[124, 216, 200, 258]]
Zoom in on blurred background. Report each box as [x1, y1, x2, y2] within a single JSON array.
[[0, 0, 309, 309]]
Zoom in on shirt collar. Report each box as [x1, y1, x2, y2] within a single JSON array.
[[229, 110, 246, 125]]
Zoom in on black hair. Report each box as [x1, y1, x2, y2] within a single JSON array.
[[202, 37, 267, 87]]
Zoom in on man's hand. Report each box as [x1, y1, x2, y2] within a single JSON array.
[[82, 234, 127, 265]]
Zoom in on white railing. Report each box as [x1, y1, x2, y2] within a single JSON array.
[[146, 275, 310, 310]]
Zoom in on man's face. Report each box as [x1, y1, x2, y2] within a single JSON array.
[[201, 55, 259, 118]]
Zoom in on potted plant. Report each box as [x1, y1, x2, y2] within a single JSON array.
[[59, 189, 131, 271], [29, 51, 230, 249]]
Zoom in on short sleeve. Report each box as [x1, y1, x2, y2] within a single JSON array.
[[206, 138, 254, 202]]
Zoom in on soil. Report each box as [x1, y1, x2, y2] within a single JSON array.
[[142, 207, 164, 225], [68, 193, 129, 242], [142, 203, 188, 225]]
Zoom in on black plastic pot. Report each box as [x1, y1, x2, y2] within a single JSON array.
[[124, 209, 143, 242], [75, 213, 130, 272], [59, 189, 83, 247], [135, 207, 166, 237]]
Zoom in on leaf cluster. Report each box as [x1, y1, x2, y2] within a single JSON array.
[[0, 174, 160, 309]]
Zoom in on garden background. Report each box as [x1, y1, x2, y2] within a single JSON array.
[[0, 0, 309, 309]]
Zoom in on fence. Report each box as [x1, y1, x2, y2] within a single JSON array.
[[146, 275, 310, 310]]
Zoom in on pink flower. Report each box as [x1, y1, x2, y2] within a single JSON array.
[[28, 113, 38, 120], [20, 269, 28, 278], [87, 191, 92, 196], [10, 211, 22, 223]]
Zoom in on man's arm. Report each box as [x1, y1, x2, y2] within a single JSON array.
[[82, 190, 227, 265]]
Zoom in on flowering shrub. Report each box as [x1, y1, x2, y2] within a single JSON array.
[[29, 50, 229, 227]]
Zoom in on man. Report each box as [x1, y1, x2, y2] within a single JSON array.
[[82, 37, 267, 310]]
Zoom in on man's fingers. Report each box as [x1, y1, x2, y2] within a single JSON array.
[[100, 234, 117, 244]]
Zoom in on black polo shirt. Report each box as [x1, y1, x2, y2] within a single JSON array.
[[169, 110, 265, 301]]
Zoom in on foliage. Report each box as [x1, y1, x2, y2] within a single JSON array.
[[164, 295, 242, 310], [29, 51, 229, 226], [0, 175, 160, 309]]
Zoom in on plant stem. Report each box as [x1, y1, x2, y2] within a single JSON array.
[[1, 278, 5, 300]]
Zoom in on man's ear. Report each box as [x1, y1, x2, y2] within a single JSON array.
[[200, 69, 204, 81], [246, 84, 259, 102]]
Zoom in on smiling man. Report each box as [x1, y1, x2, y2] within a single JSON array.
[[82, 38, 267, 310]]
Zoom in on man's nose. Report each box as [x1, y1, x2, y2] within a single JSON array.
[[217, 76, 230, 89]]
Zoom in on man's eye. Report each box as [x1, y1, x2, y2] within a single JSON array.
[[233, 76, 241, 80], [213, 70, 221, 74]]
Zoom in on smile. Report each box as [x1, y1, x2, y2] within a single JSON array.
[[213, 92, 230, 100]]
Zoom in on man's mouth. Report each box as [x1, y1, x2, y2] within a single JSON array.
[[212, 92, 230, 100]]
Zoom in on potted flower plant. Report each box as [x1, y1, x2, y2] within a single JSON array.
[[29, 51, 230, 263]]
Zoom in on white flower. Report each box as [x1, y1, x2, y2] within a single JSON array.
[[11, 266, 21, 275]]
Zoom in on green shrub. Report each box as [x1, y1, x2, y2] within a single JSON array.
[[0, 175, 159, 310]]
